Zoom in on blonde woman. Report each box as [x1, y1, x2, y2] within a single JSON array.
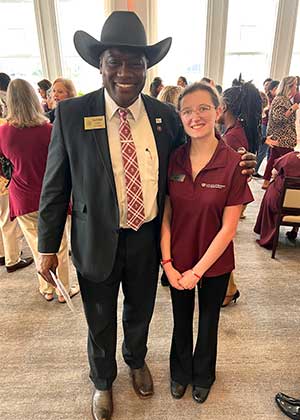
[[0, 79, 78, 302], [47, 77, 77, 123], [157, 85, 183, 107], [262, 76, 299, 189]]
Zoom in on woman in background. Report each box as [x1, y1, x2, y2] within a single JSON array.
[[47, 77, 77, 123], [0, 79, 78, 302], [262, 76, 298, 189], [254, 80, 280, 177], [157, 85, 183, 106], [254, 151, 300, 248], [217, 81, 262, 306], [177, 76, 188, 88], [149, 76, 164, 98], [37, 78, 52, 112]]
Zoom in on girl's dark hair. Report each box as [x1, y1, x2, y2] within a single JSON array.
[[232, 73, 244, 87], [222, 82, 262, 153], [150, 77, 163, 98], [178, 82, 220, 110]]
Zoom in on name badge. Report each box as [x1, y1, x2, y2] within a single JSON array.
[[84, 116, 106, 130], [170, 173, 186, 182]]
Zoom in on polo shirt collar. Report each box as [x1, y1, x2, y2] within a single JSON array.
[[223, 119, 242, 136], [177, 132, 228, 173], [104, 89, 142, 121]]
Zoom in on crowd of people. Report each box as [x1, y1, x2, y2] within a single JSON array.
[[1, 10, 300, 420]]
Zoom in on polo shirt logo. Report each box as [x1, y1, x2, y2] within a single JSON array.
[[201, 183, 226, 189]]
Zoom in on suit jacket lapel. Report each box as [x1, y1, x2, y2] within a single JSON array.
[[88, 88, 117, 199]]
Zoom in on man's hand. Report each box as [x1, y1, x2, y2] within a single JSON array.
[[237, 147, 256, 176], [38, 254, 58, 287]]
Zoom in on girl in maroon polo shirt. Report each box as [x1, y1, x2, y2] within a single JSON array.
[[160, 83, 253, 404]]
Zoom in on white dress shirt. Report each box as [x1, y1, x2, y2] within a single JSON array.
[[105, 90, 159, 228]]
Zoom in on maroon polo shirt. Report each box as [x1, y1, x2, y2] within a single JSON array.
[[168, 137, 253, 277], [223, 120, 248, 152]]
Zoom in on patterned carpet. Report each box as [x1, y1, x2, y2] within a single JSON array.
[[1, 176, 299, 420]]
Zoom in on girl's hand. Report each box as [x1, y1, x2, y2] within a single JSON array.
[[179, 270, 201, 290], [164, 264, 184, 290]]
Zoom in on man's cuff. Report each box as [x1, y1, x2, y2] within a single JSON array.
[[39, 253, 56, 255]]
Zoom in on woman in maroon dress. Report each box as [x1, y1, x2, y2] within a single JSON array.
[[216, 82, 262, 306], [0, 79, 78, 302], [262, 76, 299, 189], [254, 151, 300, 248]]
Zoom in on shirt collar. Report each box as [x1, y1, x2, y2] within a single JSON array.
[[104, 89, 142, 121], [223, 120, 242, 136], [176, 132, 228, 173]]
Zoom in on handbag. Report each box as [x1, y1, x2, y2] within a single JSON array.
[[0, 156, 13, 186]]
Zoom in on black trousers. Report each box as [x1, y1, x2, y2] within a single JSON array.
[[170, 272, 230, 387], [77, 220, 159, 390]]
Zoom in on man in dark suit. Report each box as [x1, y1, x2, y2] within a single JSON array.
[[37, 11, 255, 420]]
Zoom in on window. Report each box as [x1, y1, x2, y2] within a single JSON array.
[[156, 0, 208, 85], [290, 4, 300, 76], [0, 0, 43, 85], [55, 0, 105, 94], [223, 0, 279, 89]]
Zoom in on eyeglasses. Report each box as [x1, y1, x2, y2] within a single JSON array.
[[180, 104, 216, 118]]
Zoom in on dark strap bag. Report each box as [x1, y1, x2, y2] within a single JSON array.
[[0, 156, 13, 187]]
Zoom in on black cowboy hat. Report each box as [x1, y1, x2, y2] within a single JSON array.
[[73, 11, 172, 69]]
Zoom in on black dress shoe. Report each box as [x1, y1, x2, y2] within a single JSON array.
[[192, 386, 211, 404], [170, 380, 187, 399], [130, 362, 154, 399], [6, 257, 34, 273], [276, 393, 300, 406], [0, 256, 5, 266], [286, 230, 298, 242], [276, 393, 300, 419], [160, 273, 169, 287], [92, 389, 113, 420]]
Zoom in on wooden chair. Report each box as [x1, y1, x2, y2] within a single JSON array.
[[272, 176, 300, 258]]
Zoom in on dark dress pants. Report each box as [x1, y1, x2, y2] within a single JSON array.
[[170, 272, 230, 387], [77, 220, 159, 390]]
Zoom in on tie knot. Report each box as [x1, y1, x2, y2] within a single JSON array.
[[118, 108, 128, 120]]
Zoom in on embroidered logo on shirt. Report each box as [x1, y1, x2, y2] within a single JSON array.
[[201, 183, 226, 189]]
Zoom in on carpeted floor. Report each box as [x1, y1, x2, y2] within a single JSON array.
[[1, 176, 299, 420]]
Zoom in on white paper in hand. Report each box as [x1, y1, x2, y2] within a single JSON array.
[[50, 271, 76, 313]]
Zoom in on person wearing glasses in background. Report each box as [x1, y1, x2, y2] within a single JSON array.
[[160, 82, 253, 404]]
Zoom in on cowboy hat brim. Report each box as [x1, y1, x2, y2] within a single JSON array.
[[73, 30, 172, 69]]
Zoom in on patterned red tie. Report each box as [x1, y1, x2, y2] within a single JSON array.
[[118, 108, 145, 230]]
